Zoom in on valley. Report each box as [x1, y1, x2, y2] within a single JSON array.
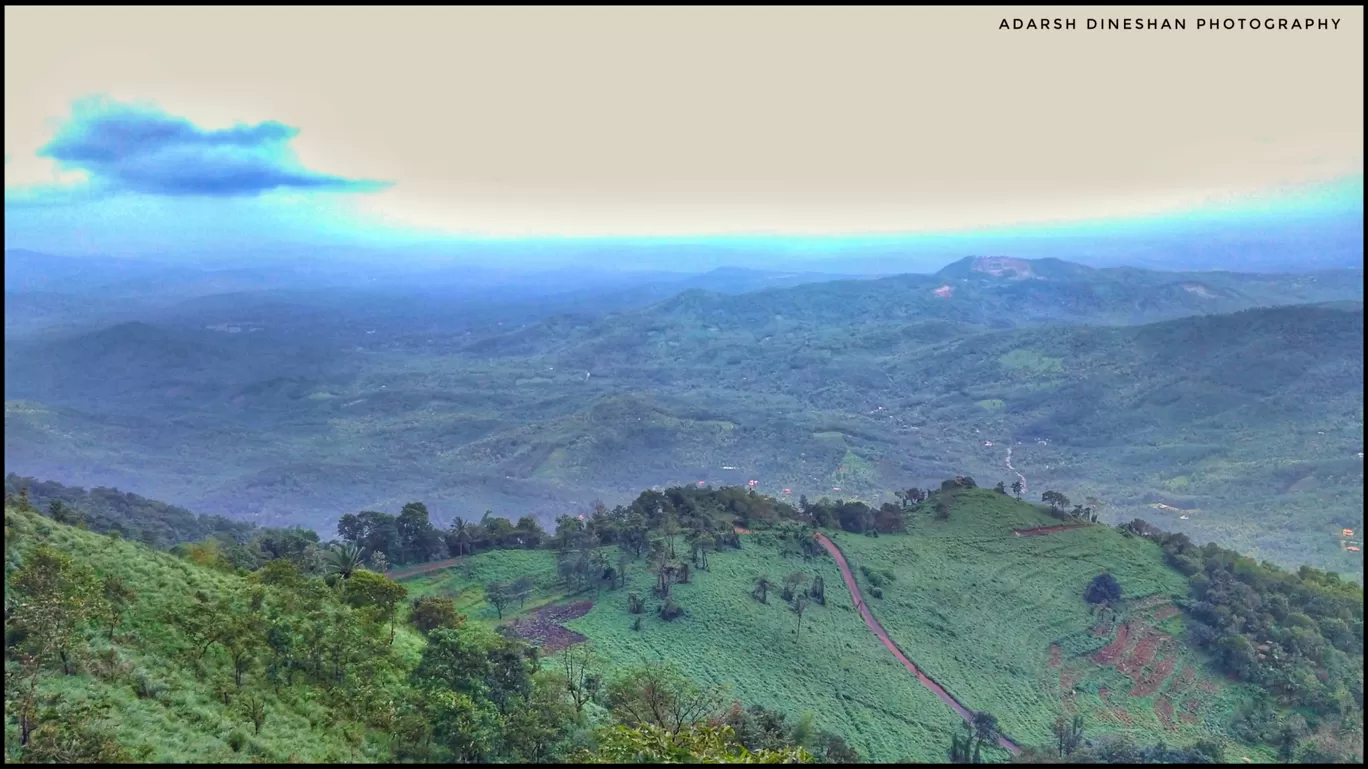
[[5, 256, 1363, 579]]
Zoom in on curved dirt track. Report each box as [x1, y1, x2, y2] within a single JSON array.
[[813, 532, 1022, 754]]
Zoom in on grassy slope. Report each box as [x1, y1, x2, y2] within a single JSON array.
[[398, 495, 1284, 761], [3, 505, 423, 763], [827, 489, 1274, 759], [402, 540, 969, 762]]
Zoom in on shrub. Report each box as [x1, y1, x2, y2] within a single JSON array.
[[659, 598, 684, 621], [870, 587, 884, 599]]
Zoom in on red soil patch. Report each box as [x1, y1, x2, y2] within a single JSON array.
[[1048, 644, 1061, 668], [1120, 629, 1177, 697], [733, 526, 753, 534], [1180, 699, 1201, 725], [933, 284, 953, 298], [386, 556, 466, 581], [1091, 623, 1130, 666], [1142, 653, 1179, 697], [1197, 679, 1218, 695], [814, 533, 1020, 754], [505, 601, 593, 653], [1012, 523, 1090, 537], [1098, 687, 1111, 702], [1155, 696, 1177, 730], [1112, 707, 1135, 726]]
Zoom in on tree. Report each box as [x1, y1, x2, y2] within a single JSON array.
[[47, 499, 81, 526], [486, 581, 512, 619], [792, 594, 810, 644], [1084, 572, 1123, 605], [809, 574, 826, 605], [410, 596, 463, 635], [448, 516, 474, 557], [343, 569, 408, 643], [238, 693, 268, 735], [972, 711, 1000, 748], [1041, 490, 1070, 515], [503, 672, 578, 762], [604, 662, 727, 735], [426, 689, 501, 762], [367, 549, 390, 573], [782, 572, 805, 602], [752, 575, 772, 604], [8, 544, 106, 745], [511, 575, 535, 607], [99, 575, 136, 641], [559, 641, 602, 715], [1011, 480, 1023, 499], [326, 543, 365, 580], [1052, 713, 1085, 757], [994, 481, 1007, 494]]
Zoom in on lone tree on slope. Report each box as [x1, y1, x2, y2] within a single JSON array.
[[1084, 572, 1123, 605], [1041, 490, 1070, 515]]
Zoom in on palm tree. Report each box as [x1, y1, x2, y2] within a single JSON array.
[[450, 517, 472, 557], [327, 543, 365, 580]]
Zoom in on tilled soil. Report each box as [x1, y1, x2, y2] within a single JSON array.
[[504, 601, 594, 653]]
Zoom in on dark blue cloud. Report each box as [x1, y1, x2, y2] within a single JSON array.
[[35, 96, 390, 197]]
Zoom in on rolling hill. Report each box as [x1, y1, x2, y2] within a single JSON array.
[[4, 482, 1361, 763], [3, 258, 1362, 578]]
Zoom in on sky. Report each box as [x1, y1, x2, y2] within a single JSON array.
[[3, 6, 1364, 266]]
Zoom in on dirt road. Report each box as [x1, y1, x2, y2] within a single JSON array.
[[385, 556, 466, 581], [813, 532, 1022, 755]]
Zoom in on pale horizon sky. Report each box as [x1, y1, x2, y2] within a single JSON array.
[[3, 6, 1364, 254]]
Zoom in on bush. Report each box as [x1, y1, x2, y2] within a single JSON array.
[[133, 671, 167, 701], [870, 587, 884, 599], [228, 729, 248, 753], [859, 565, 886, 588]]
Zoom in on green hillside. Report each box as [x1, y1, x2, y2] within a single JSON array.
[[10, 478, 1356, 763]]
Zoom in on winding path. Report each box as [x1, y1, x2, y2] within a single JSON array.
[[812, 532, 1022, 755]]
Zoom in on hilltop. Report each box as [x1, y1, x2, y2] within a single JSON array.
[[4, 480, 1361, 763]]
